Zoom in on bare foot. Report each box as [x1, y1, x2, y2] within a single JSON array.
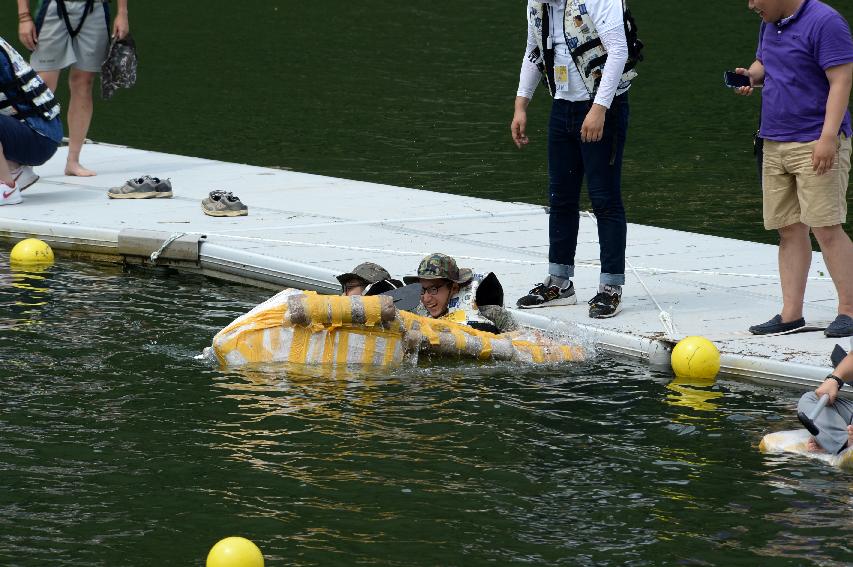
[[65, 162, 96, 177], [806, 437, 827, 453]]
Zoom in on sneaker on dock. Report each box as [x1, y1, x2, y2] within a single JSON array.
[[748, 314, 806, 335], [0, 181, 22, 206], [588, 286, 622, 319], [202, 190, 248, 217], [516, 277, 577, 309], [108, 175, 173, 199], [12, 166, 39, 191]]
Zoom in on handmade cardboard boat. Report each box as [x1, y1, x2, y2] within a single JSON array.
[[209, 289, 585, 367]]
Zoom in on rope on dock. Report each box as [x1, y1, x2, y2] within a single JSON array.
[[581, 211, 679, 340], [150, 232, 189, 263]]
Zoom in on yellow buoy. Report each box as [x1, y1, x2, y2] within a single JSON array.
[[10, 238, 54, 265], [671, 336, 721, 379], [206, 537, 264, 567]]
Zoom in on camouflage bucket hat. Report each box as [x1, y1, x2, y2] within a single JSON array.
[[403, 253, 473, 285], [101, 34, 138, 101], [336, 262, 392, 286]]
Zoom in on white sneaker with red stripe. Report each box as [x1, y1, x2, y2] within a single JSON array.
[[0, 181, 22, 206], [11, 166, 39, 191]]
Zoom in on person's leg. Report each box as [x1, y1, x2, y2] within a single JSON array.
[[760, 140, 808, 324], [61, 1, 110, 177], [547, 99, 584, 281], [0, 115, 28, 185], [580, 95, 629, 288], [65, 68, 97, 177], [38, 70, 61, 93], [801, 135, 852, 319], [0, 141, 13, 186], [812, 225, 853, 317], [0, 114, 61, 171], [776, 222, 811, 322], [516, 99, 582, 308]]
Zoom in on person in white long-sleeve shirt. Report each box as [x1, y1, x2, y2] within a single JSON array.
[[513, 0, 635, 319]]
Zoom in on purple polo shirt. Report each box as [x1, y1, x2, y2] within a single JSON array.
[[756, 0, 853, 142]]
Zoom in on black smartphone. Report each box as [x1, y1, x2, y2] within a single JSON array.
[[724, 71, 752, 88]]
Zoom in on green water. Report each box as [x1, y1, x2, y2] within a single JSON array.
[[1, 258, 852, 565], [3, 2, 853, 564], [2, 1, 851, 243]]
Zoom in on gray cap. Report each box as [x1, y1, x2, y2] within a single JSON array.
[[336, 262, 392, 286]]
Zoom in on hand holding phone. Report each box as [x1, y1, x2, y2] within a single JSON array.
[[724, 70, 753, 89]]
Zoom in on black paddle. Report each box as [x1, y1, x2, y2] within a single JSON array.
[[831, 344, 847, 368], [797, 345, 848, 436]]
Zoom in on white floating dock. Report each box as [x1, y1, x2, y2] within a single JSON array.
[[2, 143, 848, 388]]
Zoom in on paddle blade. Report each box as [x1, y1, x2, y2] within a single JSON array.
[[798, 394, 830, 436], [797, 410, 820, 436], [831, 345, 847, 368]]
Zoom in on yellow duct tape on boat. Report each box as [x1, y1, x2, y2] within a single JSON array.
[[210, 289, 586, 367]]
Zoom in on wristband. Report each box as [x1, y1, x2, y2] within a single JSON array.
[[828, 374, 844, 389]]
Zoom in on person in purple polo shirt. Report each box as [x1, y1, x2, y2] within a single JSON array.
[[734, 0, 853, 338]]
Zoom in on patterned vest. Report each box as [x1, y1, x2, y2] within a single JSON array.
[[0, 37, 60, 121], [440, 273, 502, 334], [528, 0, 637, 97]]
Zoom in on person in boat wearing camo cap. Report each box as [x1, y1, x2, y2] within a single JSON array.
[[337, 262, 403, 297], [405, 252, 518, 334]]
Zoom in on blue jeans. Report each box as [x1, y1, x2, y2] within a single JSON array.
[[547, 95, 629, 286], [0, 115, 59, 166]]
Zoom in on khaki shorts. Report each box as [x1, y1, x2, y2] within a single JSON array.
[[31, 0, 110, 73], [762, 135, 851, 230]]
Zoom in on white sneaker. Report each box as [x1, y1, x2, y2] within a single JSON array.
[[11, 166, 39, 191], [0, 182, 22, 206]]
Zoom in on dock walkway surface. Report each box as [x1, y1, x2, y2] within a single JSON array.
[[1, 143, 849, 389]]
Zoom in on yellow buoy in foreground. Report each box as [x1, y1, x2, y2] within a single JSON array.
[[206, 537, 264, 567], [671, 336, 721, 379], [10, 238, 54, 265]]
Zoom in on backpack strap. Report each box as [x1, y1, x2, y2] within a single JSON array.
[[55, 0, 95, 39]]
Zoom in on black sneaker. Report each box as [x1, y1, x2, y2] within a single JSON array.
[[588, 287, 622, 319], [516, 280, 577, 309], [748, 314, 806, 335]]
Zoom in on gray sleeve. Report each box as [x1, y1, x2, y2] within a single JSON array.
[[479, 305, 520, 333]]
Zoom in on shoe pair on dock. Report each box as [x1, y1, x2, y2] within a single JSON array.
[[108, 176, 248, 217], [749, 313, 853, 338]]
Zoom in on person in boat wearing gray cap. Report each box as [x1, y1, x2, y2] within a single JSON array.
[[337, 262, 402, 297], [404, 253, 519, 334], [799, 347, 853, 454]]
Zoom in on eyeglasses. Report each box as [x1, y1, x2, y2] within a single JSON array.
[[420, 282, 448, 296]]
